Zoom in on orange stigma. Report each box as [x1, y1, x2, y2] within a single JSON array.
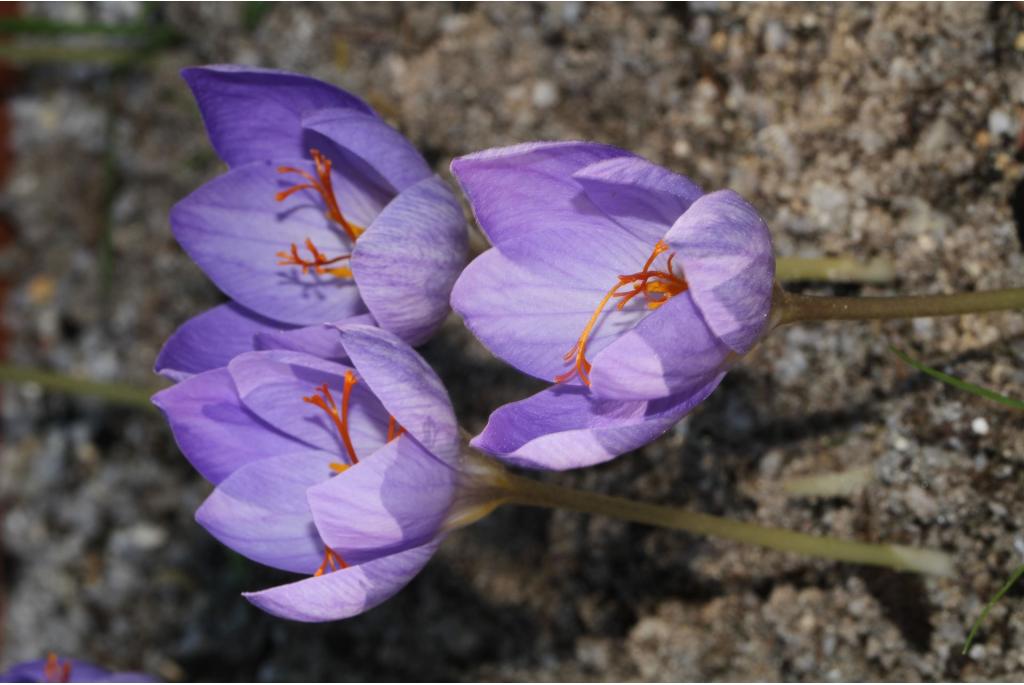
[[555, 240, 688, 386], [314, 545, 349, 576], [276, 238, 352, 277], [387, 415, 406, 442], [303, 371, 360, 466], [276, 148, 365, 242], [43, 653, 71, 684]]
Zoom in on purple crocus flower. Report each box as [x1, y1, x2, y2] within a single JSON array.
[[153, 324, 487, 622], [155, 65, 467, 380], [450, 142, 775, 470], [0, 654, 154, 683]]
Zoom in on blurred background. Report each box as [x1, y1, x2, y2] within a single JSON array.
[[1, 2, 1024, 680]]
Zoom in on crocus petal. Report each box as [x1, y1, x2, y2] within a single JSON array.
[[351, 175, 468, 346], [0, 659, 154, 683], [151, 368, 306, 484], [196, 451, 339, 574], [307, 434, 456, 565], [573, 155, 703, 244], [471, 377, 723, 470], [303, 108, 433, 193], [589, 292, 733, 401], [228, 350, 389, 457], [337, 325, 459, 464], [170, 160, 384, 326], [182, 65, 373, 167], [451, 221, 653, 383], [450, 141, 633, 246], [155, 302, 288, 381], [243, 539, 442, 622], [254, 313, 375, 360], [665, 190, 775, 354]]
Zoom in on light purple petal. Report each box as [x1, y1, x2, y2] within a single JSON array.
[[337, 325, 459, 464], [196, 451, 340, 574], [243, 538, 442, 622], [471, 377, 724, 470], [589, 292, 733, 401], [254, 313, 374, 360], [451, 221, 654, 383], [228, 350, 389, 458], [573, 155, 703, 244], [666, 190, 775, 354], [303, 108, 433, 193], [155, 302, 289, 381], [351, 175, 467, 345], [307, 434, 456, 565], [151, 368, 306, 484], [182, 65, 373, 167], [450, 141, 633, 246], [170, 160, 385, 325]]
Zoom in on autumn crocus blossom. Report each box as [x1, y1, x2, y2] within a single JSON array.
[[451, 142, 775, 470], [152, 324, 488, 622], [156, 65, 466, 380], [0, 654, 154, 683]]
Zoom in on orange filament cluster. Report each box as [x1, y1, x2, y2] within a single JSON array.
[[276, 148, 365, 242], [315, 546, 349, 577], [304, 372, 360, 467], [43, 653, 71, 684], [276, 238, 352, 277], [555, 240, 688, 386]]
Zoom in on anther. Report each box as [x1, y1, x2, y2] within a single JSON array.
[[276, 149, 365, 242]]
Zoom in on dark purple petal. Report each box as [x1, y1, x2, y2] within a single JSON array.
[[151, 368, 306, 484], [573, 155, 703, 244], [665, 190, 775, 354], [182, 65, 373, 167], [254, 313, 374, 360], [589, 292, 733, 401], [0, 658, 154, 683], [351, 176, 467, 345], [337, 325, 459, 464], [471, 377, 724, 470], [170, 160, 382, 326], [303, 108, 433, 193], [196, 451, 340, 574], [307, 434, 456, 565], [154, 302, 289, 381], [243, 538, 442, 622], [227, 350, 389, 457], [450, 141, 633, 246]]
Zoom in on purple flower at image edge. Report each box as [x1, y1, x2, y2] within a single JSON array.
[[152, 324, 489, 622], [155, 65, 467, 381], [450, 142, 775, 470], [0, 654, 154, 683]]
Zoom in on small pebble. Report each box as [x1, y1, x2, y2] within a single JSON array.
[[971, 417, 990, 436]]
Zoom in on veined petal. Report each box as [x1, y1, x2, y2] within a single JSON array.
[[170, 160, 382, 326], [151, 367, 306, 484], [337, 325, 459, 464], [303, 108, 433, 193], [471, 378, 723, 470], [573, 155, 703, 244], [243, 538, 442, 622], [450, 141, 633, 246], [307, 434, 456, 565], [351, 175, 467, 346], [196, 451, 339, 574], [589, 292, 733, 401], [182, 65, 374, 167], [254, 313, 374, 360], [666, 190, 775, 354], [155, 302, 288, 381], [228, 350, 389, 457]]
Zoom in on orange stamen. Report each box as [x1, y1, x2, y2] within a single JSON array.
[[43, 653, 71, 684], [386, 415, 406, 442], [314, 546, 349, 576], [303, 372, 360, 465], [276, 237, 352, 277], [276, 149, 365, 242], [555, 240, 689, 386]]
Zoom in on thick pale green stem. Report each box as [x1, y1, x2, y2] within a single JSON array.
[[500, 473, 952, 576], [776, 287, 1024, 326], [0, 364, 160, 412], [775, 256, 895, 284]]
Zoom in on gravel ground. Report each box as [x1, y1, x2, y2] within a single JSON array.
[[2, 2, 1024, 681]]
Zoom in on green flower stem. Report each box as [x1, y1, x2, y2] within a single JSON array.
[[0, 364, 160, 412], [499, 472, 953, 576], [775, 256, 895, 284], [775, 287, 1024, 326]]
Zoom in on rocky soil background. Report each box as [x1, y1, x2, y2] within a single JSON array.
[[2, 2, 1024, 681]]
